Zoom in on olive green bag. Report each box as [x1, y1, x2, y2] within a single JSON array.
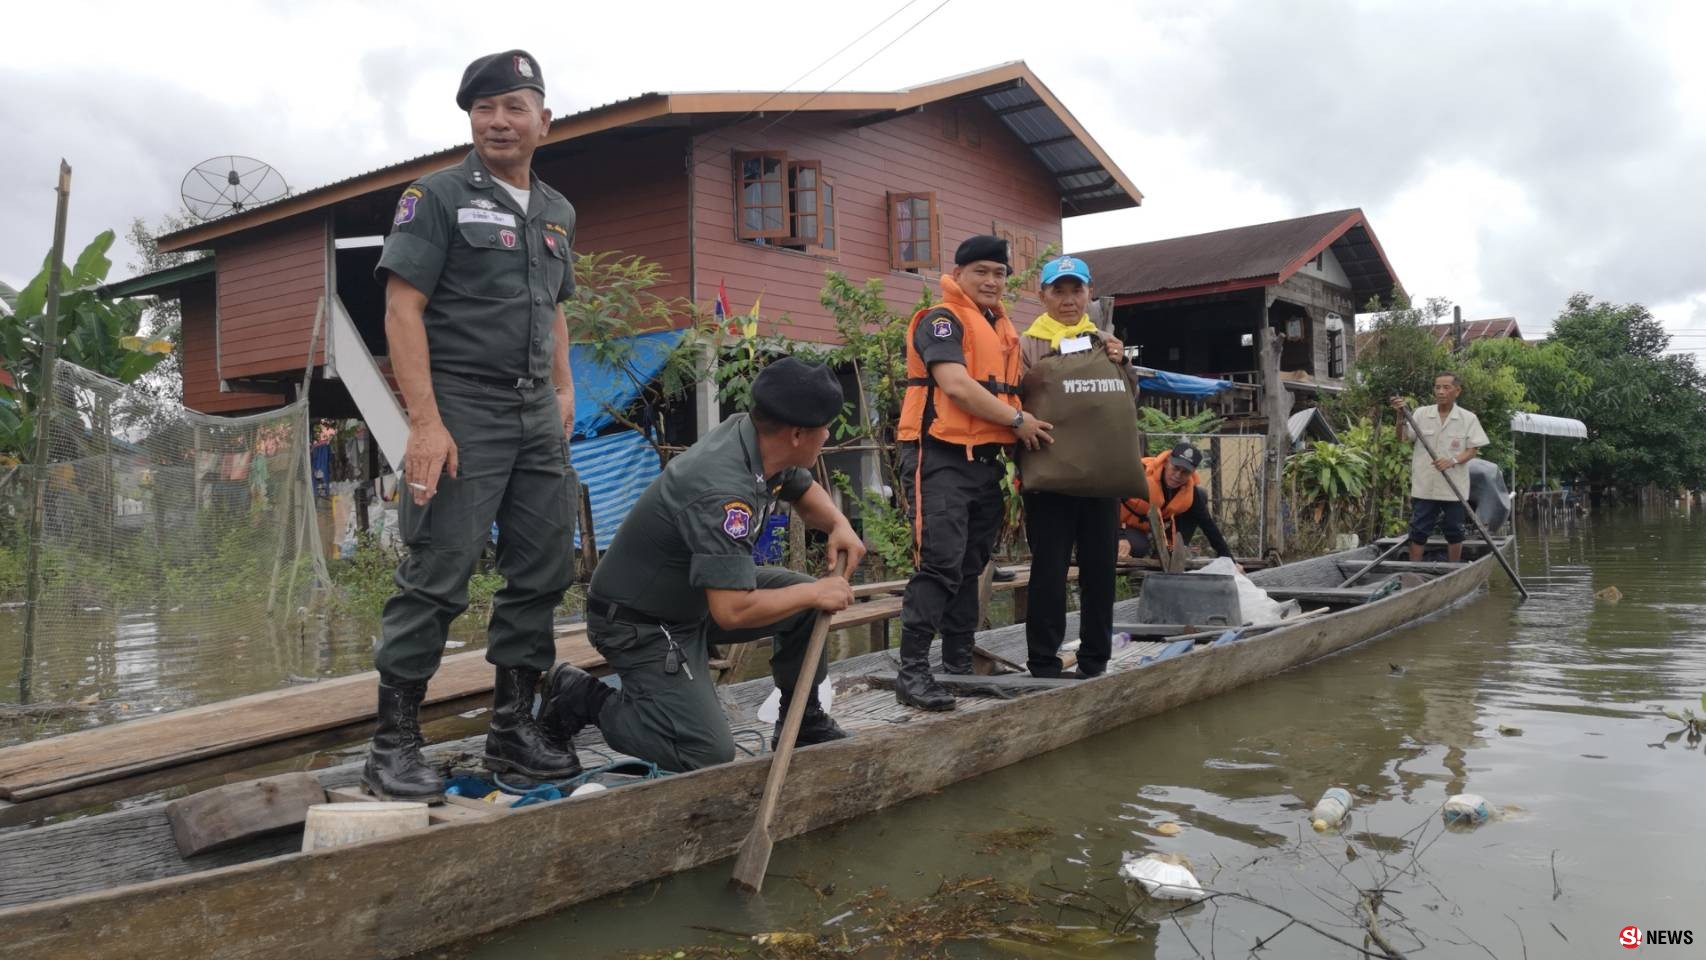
[[1018, 345, 1144, 498]]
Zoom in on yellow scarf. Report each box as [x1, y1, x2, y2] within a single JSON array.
[[1022, 312, 1099, 348]]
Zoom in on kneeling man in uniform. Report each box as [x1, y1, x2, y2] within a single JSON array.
[[540, 358, 865, 772]]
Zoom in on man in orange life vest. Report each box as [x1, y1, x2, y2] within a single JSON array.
[[894, 236, 1054, 711], [1118, 443, 1236, 564]]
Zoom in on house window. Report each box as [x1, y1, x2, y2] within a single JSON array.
[[783, 161, 822, 247], [735, 151, 788, 240], [889, 191, 938, 272], [994, 222, 1041, 294], [1327, 328, 1345, 378], [820, 177, 836, 251]]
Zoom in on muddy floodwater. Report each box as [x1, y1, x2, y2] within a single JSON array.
[[437, 511, 1706, 959]]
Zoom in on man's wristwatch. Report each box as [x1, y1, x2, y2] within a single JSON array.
[[1010, 410, 1025, 430]]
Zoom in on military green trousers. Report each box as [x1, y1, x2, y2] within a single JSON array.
[[588, 567, 825, 772], [376, 374, 576, 685]]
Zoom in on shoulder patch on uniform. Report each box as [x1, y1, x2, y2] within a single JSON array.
[[721, 500, 754, 540], [394, 186, 424, 226], [931, 317, 955, 339]]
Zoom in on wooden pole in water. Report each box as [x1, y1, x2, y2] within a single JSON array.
[[730, 556, 847, 893], [1397, 403, 1529, 600], [19, 161, 73, 704]]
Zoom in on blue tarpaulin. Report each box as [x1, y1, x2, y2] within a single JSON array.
[[571, 429, 660, 551], [1136, 368, 1235, 398], [570, 329, 685, 438]]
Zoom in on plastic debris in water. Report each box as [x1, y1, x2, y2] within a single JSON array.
[[1497, 724, 1523, 736], [1442, 793, 1491, 825], [1120, 853, 1206, 901], [1595, 585, 1623, 603], [1156, 822, 1184, 836]]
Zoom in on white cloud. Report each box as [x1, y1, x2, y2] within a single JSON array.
[[2, 0, 1702, 350]]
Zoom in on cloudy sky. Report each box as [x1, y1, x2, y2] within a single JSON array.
[[4, 0, 1703, 361]]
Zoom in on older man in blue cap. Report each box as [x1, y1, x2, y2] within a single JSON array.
[[1018, 255, 1134, 678]]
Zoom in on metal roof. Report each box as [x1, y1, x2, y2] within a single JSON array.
[[1510, 413, 1587, 439], [1075, 209, 1402, 306], [158, 63, 1139, 252], [98, 257, 215, 299]]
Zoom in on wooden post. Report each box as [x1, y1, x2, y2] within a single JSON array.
[[1260, 324, 1291, 558], [577, 481, 599, 579], [787, 510, 808, 573], [19, 161, 73, 705], [1364, 407, 1383, 543]]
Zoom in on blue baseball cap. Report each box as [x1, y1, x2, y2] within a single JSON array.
[[1040, 255, 1092, 287]]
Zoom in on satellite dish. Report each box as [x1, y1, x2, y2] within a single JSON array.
[[180, 155, 290, 221]]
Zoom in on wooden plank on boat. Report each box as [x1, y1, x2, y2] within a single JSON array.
[[0, 549, 1499, 960], [1261, 586, 1385, 605], [0, 591, 925, 810], [1345, 560, 1466, 576], [0, 630, 602, 805], [865, 671, 1080, 699], [165, 773, 325, 858]]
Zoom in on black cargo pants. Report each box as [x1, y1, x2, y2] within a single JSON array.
[[897, 438, 1007, 659], [376, 374, 576, 685]]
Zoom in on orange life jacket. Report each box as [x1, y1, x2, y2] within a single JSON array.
[[1120, 453, 1194, 545], [897, 275, 1022, 452]]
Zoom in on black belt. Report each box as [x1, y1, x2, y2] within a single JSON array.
[[447, 371, 543, 389], [586, 594, 686, 627], [923, 435, 1008, 463]]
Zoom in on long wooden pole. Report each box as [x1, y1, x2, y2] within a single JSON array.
[[730, 556, 848, 893], [1397, 404, 1528, 600], [18, 160, 73, 705]]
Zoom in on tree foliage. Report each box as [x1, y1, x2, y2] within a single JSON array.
[[0, 230, 172, 458]]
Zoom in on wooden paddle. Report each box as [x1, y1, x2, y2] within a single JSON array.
[[730, 557, 848, 893], [1396, 403, 1529, 600], [1336, 537, 1411, 589]]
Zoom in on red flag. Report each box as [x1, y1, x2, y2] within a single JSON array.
[[714, 280, 735, 334]]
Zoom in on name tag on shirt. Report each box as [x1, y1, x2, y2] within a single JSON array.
[[1059, 335, 1092, 355], [458, 208, 518, 227]]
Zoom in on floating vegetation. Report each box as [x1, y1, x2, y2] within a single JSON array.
[[963, 824, 1055, 855], [631, 876, 1142, 959]]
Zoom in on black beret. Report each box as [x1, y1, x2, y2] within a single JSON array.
[[750, 357, 844, 427], [457, 50, 545, 111], [954, 234, 1010, 268]]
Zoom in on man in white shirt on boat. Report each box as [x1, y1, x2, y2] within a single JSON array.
[[1392, 373, 1488, 563]]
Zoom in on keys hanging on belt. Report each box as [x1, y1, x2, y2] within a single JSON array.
[[660, 626, 693, 680]]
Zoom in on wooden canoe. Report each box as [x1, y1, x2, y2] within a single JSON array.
[[0, 540, 1504, 958]]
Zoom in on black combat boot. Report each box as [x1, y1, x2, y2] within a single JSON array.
[[894, 632, 956, 711], [771, 690, 850, 749], [538, 661, 613, 746], [362, 681, 446, 801], [941, 635, 975, 675], [485, 666, 583, 780]]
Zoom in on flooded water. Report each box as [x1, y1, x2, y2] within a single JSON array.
[[440, 511, 1706, 959]]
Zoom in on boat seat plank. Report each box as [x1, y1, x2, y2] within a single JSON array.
[[1261, 586, 1386, 605], [865, 672, 1081, 699], [1340, 560, 1466, 576], [165, 772, 325, 858]]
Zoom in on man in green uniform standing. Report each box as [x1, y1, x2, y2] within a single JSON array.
[[539, 358, 865, 772], [364, 50, 582, 800]]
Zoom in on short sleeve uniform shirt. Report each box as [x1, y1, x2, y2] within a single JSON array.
[[375, 150, 577, 381], [588, 415, 808, 623], [1408, 404, 1489, 501]]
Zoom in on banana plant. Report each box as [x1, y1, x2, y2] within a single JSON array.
[[0, 229, 172, 457]]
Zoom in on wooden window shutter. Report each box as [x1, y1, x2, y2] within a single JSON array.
[[889, 191, 938, 271], [785, 161, 823, 246], [733, 151, 790, 240]]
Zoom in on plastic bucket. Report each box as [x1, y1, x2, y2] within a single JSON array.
[[301, 801, 429, 852]]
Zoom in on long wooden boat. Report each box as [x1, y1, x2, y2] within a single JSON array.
[[0, 539, 1504, 958]]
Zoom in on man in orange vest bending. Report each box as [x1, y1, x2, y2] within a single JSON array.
[[894, 236, 1054, 711], [1118, 443, 1236, 564]]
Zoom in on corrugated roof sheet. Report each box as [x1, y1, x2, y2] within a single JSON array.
[[1074, 209, 1400, 304]]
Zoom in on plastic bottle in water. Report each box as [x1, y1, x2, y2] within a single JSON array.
[[1310, 787, 1352, 832]]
